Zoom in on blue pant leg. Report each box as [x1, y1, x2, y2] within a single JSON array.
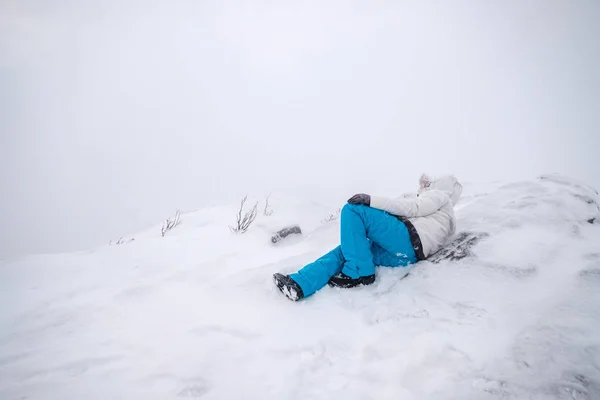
[[290, 246, 344, 298], [341, 204, 417, 278], [371, 242, 417, 268]]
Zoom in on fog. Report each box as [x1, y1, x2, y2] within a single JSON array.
[[1, 1, 599, 257]]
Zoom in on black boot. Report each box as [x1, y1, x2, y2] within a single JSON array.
[[328, 272, 375, 288], [273, 273, 304, 301]]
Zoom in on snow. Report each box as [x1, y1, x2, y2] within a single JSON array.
[[1, 175, 599, 400]]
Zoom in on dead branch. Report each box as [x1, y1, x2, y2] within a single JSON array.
[[264, 194, 274, 216], [161, 209, 182, 237], [321, 208, 341, 224], [230, 196, 259, 234]]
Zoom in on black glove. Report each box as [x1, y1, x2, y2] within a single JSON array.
[[348, 193, 371, 206]]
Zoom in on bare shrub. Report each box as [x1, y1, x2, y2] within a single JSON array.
[[321, 208, 341, 224], [264, 194, 274, 216], [161, 209, 182, 237], [109, 237, 135, 246], [230, 196, 258, 234]]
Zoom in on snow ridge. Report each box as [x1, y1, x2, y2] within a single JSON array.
[[1, 175, 599, 399]]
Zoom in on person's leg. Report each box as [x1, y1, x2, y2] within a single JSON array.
[[340, 203, 416, 278], [287, 246, 345, 298], [370, 241, 417, 278]]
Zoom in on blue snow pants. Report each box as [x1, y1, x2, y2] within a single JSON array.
[[290, 203, 417, 298]]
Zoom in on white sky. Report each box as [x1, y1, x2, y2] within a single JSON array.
[[1, 0, 599, 257]]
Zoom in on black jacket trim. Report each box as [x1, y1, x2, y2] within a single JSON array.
[[398, 217, 426, 261]]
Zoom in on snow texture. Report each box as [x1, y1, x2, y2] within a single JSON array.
[[1, 174, 599, 400]]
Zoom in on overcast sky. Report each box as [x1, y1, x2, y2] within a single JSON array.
[[1, 0, 599, 258]]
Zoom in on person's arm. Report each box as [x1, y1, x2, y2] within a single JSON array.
[[370, 191, 449, 218]]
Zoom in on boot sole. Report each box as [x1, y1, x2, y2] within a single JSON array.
[[328, 274, 375, 288], [273, 274, 300, 301]]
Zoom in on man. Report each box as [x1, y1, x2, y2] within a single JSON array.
[[273, 174, 463, 301]]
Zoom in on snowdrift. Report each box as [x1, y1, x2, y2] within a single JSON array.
[[1, 174, 599, 400]]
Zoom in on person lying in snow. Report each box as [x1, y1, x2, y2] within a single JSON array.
[[273, 174, 463, 301]]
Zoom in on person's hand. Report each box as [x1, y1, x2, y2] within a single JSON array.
[[348, 194, 371, 206]]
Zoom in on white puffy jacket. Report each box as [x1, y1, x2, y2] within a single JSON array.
[[369, 175, 463, 258]]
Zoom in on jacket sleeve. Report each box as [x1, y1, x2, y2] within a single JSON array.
[[370, 191, 449, 218]]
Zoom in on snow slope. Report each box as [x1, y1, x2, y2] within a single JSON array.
[[1, 174, 599, 400]]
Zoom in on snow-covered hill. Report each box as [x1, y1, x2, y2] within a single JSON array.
[[1, 175, 599, 400]]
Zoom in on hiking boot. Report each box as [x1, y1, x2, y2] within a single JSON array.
[[328, 272, 375, 288], [273, 273, 304, 301]]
